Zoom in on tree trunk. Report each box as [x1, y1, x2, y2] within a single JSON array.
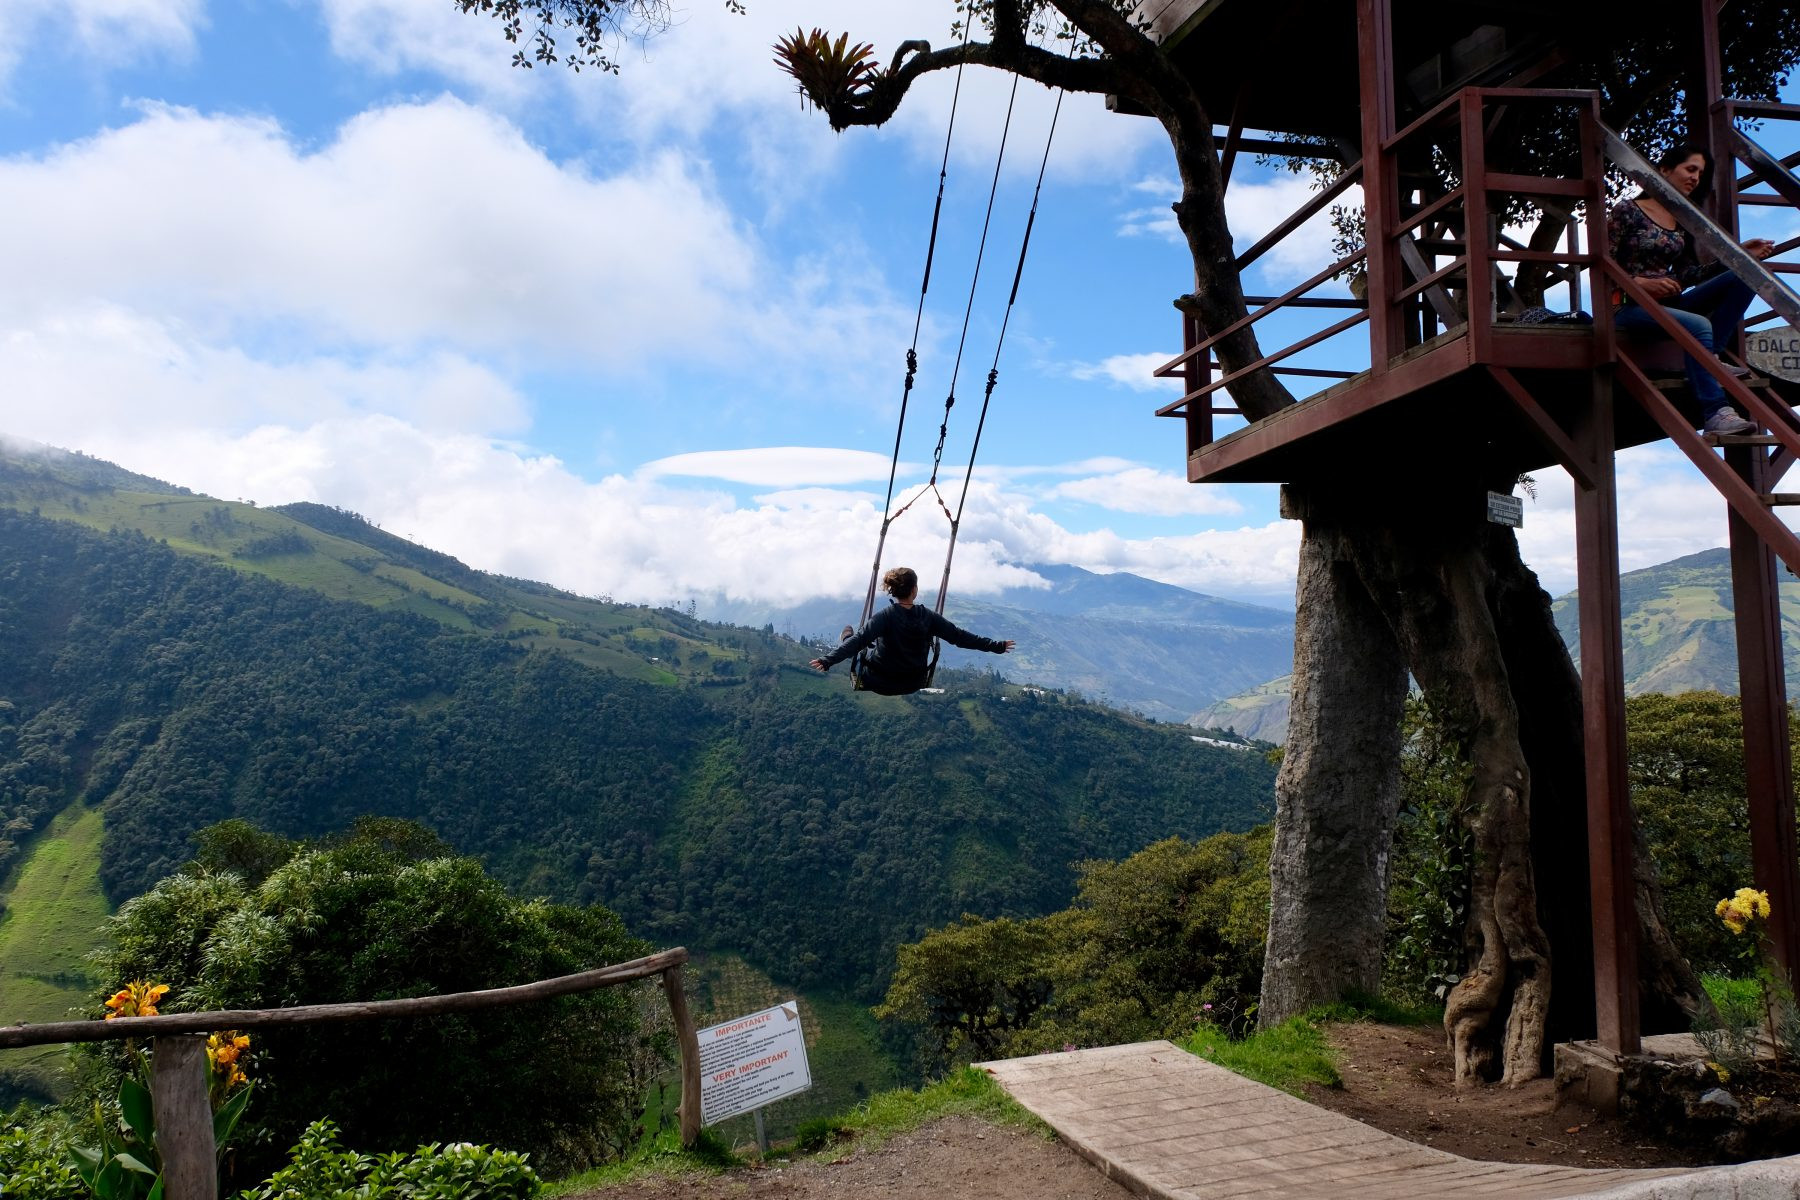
[[1260, 497, 1409, 1027]]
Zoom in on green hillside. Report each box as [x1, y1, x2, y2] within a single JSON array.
[[0, 447, 1276, 1023], [1551, 547, 1800, 697]]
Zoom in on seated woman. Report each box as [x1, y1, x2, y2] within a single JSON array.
[[1607, 141, 1776, 436], [810, 566, 1014, 695]]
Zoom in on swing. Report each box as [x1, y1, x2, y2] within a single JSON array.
[[846, 69, 1062, 696]]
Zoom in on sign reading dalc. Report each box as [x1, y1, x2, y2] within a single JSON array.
[[1747, 325, 1800, 385], [697, 1001, 812, 1126]]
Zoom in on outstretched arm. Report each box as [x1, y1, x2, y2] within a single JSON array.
[[927, 610, 1012, 655], [811, 613, 882, 672]]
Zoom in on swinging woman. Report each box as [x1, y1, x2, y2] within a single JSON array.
[[809, 567, 1014, 696]]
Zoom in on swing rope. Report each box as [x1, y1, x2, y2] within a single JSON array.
[[934, 86, 1064, 619], [860, 20, 974, 630]]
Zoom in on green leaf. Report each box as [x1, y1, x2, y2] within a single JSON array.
[[119, 1075, 156, 1147], [114, 1152, 157, 1176], [214, 1080, 254, 1146], [147, 1177, 166, 1200]]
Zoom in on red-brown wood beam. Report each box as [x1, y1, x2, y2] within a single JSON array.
[[1726, 443, 1800, 980], [1357, 0, 1401, 371], [1487, 367, 1596, 490], [1572, 371, 1640, 1056]]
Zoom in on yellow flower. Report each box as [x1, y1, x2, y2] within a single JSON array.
[[1707, 1061, 1732, 1083], [103, 981, 170, 1020], [1717, 898, 1734, 918], [206, 1031, 251, 1090], [1725, 914, 1747, 935]]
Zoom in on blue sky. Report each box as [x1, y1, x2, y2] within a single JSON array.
[[1, 1, 1795, 614]]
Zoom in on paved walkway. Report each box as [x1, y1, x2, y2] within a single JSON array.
[[979, 1041, 1796, 1199]]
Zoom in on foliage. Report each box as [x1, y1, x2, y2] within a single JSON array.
[[0, 507, 1275, 1010], [774, 30, 881, 112], [450, 0, 742, 74], [237, 1119, 540, 1200], [1626, 691, 1795, 975], [1384, 697, 1476, 1004], [1691, 887, 1800, 1074], [84, 820, 662, 1180], [876, 828, 1272, 1070], [1, 1106, 86, 1199]]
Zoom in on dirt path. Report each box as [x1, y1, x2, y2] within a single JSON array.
[[564, 1115, 1131, 1200], [1304, 1022, 1709, 1169], [571, 1024, 1720, 1197]]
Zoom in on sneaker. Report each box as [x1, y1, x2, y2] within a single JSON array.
[[840, 625, 854, 642], [1703, 408, 1758, 436], [1724, 362, 1754, 379]]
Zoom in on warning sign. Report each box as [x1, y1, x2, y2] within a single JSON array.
[[697, 1002, 812, 1126]]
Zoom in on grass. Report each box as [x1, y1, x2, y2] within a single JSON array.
[[1703, 972, 1764, 1010], [0, 802, 113, 1102], [542, 1067, 1036, 1197], [1178, 994, 1443, 1098]]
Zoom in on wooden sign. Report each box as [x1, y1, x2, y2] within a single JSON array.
[[1747, 325, 1800, 384]]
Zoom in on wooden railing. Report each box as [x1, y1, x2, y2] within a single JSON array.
[[0, 947, 703, 1200]]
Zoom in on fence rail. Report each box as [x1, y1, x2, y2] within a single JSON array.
[[0, 946, 704, 1200]]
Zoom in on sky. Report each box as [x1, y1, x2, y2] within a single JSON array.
[[1, 1, 1796, 616]]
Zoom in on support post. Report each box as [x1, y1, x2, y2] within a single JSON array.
[[151, 1036, 217, 1200], [662, 965, 702, 1149], [1727, 445, 1800, 978], [1572, 373, 1640, 1055], [1356, 0, 1401, 370]]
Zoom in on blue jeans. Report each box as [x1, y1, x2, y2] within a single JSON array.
[[1614, 273, 1755, 420]]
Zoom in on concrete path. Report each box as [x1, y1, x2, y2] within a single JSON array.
[[979, 1041, 1800, 1199]]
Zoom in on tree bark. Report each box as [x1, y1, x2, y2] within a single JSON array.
[[1260, 494, 1408, 1026]]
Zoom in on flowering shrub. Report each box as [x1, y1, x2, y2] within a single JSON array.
[[102, 982, 169, 1020], [1693, 886, 1798, 1074], [1716, 888, 1772, 936]]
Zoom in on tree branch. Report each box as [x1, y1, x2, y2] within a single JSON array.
[[827, 39, 1132, 130]]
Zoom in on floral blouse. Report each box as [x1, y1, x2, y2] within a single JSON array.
[[1606, 197, 1708, 292]]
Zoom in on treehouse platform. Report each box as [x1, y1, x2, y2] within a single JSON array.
[[1129, 0, 1800, 1061]]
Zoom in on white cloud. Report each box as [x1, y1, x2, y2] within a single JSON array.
[[641, 447, 901, 487], [1123, 170, 1361, 285], [0, 0, 202, 90], [1069, 351, 1181, 392], [0, 99, 765, 366], [1047, 467, 1244, 517], [1, 304, 531, 440]]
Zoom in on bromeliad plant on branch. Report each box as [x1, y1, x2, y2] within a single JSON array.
[[759, 0, 1800, 1087]]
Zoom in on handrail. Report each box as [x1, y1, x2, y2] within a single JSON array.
[[1234, 163, 1362, 271], [0, 948, 690, 1046], [0, 947, 706, 1195], [1731, 128, 1800, 211], [1157, 310, 1369, 413], [1721, 99, 1800, 119]]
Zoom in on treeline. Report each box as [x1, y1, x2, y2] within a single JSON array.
[[0, 510, 1275, 1000]]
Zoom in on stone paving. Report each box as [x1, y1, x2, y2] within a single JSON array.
[[979, 1041, 1800, 1199]]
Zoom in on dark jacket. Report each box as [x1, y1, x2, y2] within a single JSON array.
[[819, 602, 1007, 691]]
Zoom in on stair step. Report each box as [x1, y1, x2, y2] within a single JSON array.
[[1706, 433, 1782, 445], [1763, 494, 1800, 506]]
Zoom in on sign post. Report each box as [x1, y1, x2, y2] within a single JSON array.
[[697, 1001, 812, 1144]]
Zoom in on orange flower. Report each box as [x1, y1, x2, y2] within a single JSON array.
[[206, 1031, 251, 1091], [103, 981, 170, 1019]]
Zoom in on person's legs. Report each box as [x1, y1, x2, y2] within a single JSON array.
[[1615, 302, 1730, 418], [1667, 274, 1755, 357]]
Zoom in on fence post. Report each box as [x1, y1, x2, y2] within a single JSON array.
[[660, 965, 702, 1148], [151, 1036, 217, 1200]]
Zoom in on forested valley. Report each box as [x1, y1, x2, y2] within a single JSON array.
[[0, 467, 1276, 1006]]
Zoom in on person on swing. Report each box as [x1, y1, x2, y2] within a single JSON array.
[[809, 567, 1014, 696]]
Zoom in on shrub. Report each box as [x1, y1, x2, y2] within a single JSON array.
[[0, 1106, 85, 1200], [86, 820, 666, 1179], [238, 1119, 540, 1199]]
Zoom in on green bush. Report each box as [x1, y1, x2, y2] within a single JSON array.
[[238, 1119, 540, 1199], [0, 1106, 86, 1199], [86, 820, 666, 1180], [1384, 698, 1475, 1004], [876, 827, 1272, 1065]]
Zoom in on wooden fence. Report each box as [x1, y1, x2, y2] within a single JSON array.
[[0, 946, 703, 1200]]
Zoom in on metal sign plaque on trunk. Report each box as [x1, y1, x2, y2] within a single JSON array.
[[1486, 491, 1524, 527], [1747, 325, 1800, 384], [697, 1001, 811, 1126]]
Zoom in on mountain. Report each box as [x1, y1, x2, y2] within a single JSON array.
[[706, 564, 1296, 722], [1551, 546, 1800, 697], [0, 443, 1276, 1010], [1191, 546, 1800, 744]]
